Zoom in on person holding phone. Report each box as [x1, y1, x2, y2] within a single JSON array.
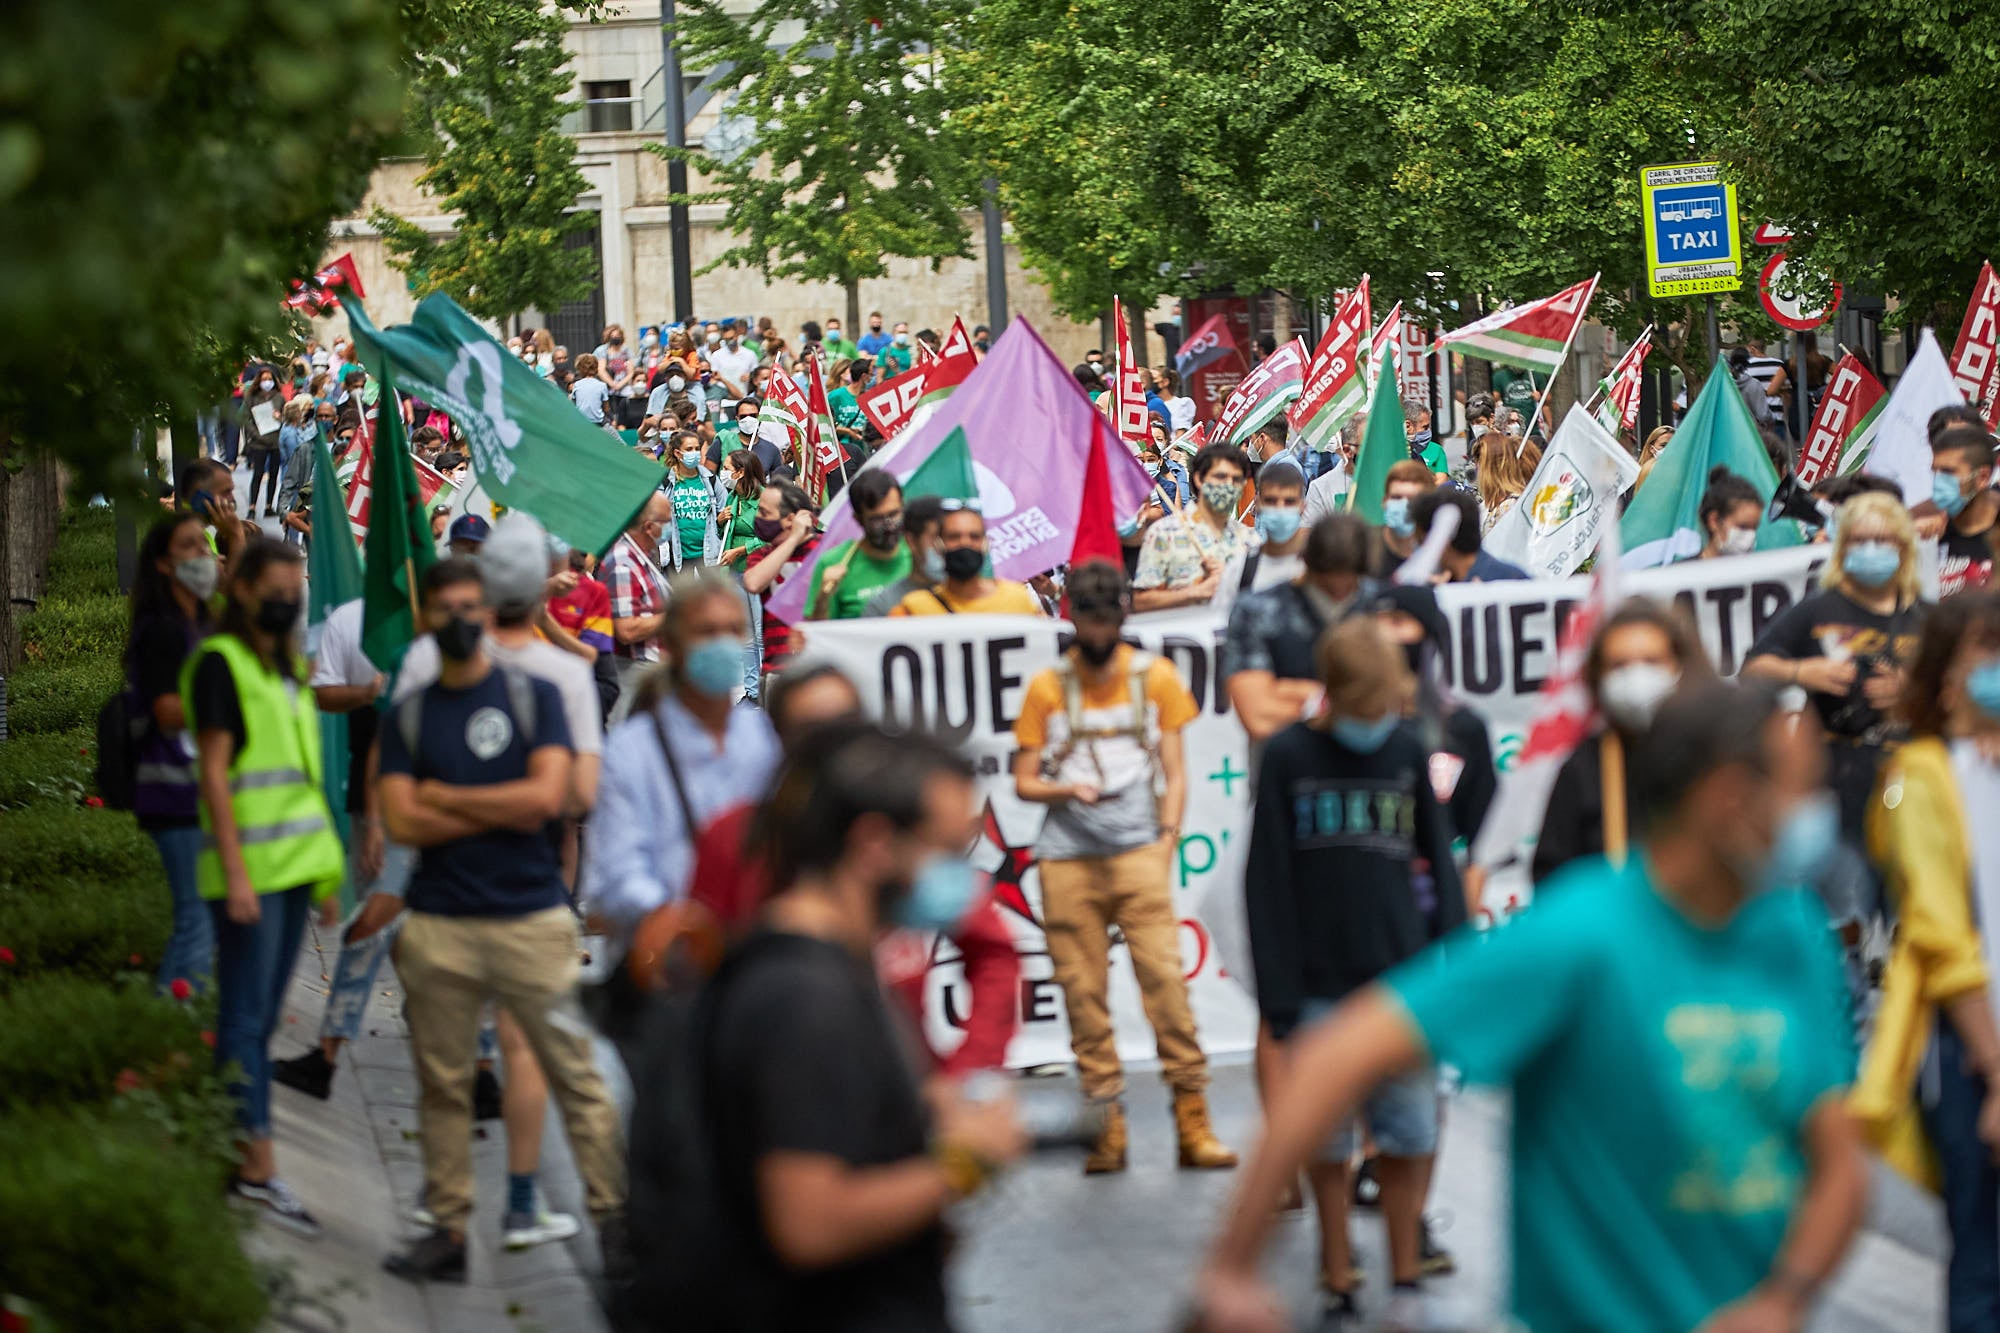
[[177, 456, 247, 568]]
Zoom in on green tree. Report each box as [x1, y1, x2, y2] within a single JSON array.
[[374, 0, 598, 326], [670, 0, 977, 331]]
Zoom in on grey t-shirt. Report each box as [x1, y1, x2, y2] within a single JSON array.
[[1036, 781, 1159, 862]]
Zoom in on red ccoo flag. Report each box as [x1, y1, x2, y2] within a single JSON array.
[[1112, 297, 1151, 446], [1949, 260, 2000, 428], [284, 253, 367, 314], [1174, 312, 1238, 381]]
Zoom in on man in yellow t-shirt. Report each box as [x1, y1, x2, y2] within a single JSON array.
[[890, 503, 1044, 616], [1009, 560, 1235, 1176]]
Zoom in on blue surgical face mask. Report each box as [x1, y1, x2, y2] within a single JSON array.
[[1382, 496, 1414, 538], [679, 450, 702, 469], [681, 635, 744, 698], [1841, 540, 1901, 589], [1933, 470, 1971, 517], [1257, 507, 1302, 544], [922, 548, 947, 583], [1967, 659, 2000, 721], [891, 854, 981, 932], [1760, 791, 1840, 891], [1331, 714, 1399, 753]]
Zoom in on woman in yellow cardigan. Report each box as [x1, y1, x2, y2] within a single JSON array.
[[1858, 590, 2000, 1329]]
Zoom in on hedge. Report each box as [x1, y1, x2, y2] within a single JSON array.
[[0, 874, 169, 988], [0, 804, 162, 891], [0, 507, 266, 1332], [0, 1104, 264, 1333], [0, 727, 92, 809]]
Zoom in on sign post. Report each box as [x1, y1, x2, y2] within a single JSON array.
[[1640, 161, 1743, 300]]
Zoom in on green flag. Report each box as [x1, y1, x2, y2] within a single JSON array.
[[900, 425, 980, 502], [1623, 365, 1803, 568], [1344, 397, 1409, 523], [307, 424, 367, 910], [357, 371, 438, 676], [340, 293, 661, 556]]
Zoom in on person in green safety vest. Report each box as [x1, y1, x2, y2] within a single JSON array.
[[181, 538, 345, 1239]]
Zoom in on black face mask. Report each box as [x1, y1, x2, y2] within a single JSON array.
[[1076, 636, 1121, 667], [255, 597, 301, 636], [435, 615, 483, 663], [942, 546, 985, 581], [752, 515, 786, 542], [862, 514, 902, 550]]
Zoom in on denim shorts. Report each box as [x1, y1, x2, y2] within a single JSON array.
[[1298, 997, 1440, 1161]]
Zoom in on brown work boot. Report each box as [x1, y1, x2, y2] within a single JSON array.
[[1083, 1100, 1127, 1175], [1173, 1090, 1239, 1170]]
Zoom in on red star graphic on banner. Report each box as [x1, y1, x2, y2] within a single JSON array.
[[979, 804, 1039, 927]]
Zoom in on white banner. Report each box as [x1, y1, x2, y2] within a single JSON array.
[[808, 545, 1836, 1067], [1482, 405, 1640, 580]]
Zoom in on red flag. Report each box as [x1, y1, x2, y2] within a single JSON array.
[[343, 434, 451, 539], [916, 338, 940, 368], [1065, 418, 1126, 603], [1174, 312, 1238, 380], [1288, 279, 1372, 449], [860, 363, 928, 436], [916, 316, 979, 407], [802, 355, 851, 505], [283, 252, 367, 314], [1112, 298, 1151, 445], [1797, 353, 1888, 488], [1950, 260, 2000, 428]]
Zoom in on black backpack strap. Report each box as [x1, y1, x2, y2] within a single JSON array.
[[647, 701, 700, 835], [1236, 550, 1262, 596], [928, 588, 958, 614]]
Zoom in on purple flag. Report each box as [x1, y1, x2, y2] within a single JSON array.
[[766, 318, 1156, 623]]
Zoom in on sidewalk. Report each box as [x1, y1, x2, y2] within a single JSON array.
[[246, 924, 612, 1333]]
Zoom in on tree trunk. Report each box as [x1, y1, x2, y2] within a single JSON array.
[[0, 426, 13, 676], [1129, 300, 1150, 367], [845, 280, 862, 342], [1099, 308, 1116, 361]]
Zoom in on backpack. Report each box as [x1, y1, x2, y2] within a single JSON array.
[[396, 664, 537, 758], [94, 689, 143, 811], [612, 934, 787, 1332], [1042, 649, 1159, 793]]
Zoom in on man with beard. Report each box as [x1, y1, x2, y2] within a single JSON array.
[[803, 470, 911, 620]]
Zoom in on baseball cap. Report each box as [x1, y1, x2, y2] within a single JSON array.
[[447, 514, 492, 546]]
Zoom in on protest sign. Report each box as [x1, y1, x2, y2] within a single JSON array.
[[1482, 406, 1639, 579]]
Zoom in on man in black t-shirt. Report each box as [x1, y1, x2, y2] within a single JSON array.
[[377, 560, 626, 1284], [623, 724, 1026, 1332], [1931, 425, 2000, 597]]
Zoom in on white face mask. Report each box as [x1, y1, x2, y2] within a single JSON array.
[[1718, 526, 1757, 556], [1598, 662, 1681, 733], [707, 333, 722, 347], [258, 378, 275, 391]]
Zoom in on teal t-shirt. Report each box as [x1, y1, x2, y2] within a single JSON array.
[[1386, 858, 1852, 1333], [1490, 367, 1547, 420], [671, 472, 715, 560]]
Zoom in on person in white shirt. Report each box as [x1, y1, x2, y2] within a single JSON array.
[[705, 320, 761, 399], [1304, 418, 1364, 526]]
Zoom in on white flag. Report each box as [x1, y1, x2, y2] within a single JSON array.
[[1482, 404, 1639, 580], [1863, 328, 1966, 506]]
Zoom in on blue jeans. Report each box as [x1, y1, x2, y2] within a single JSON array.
[[320, 840, 413, 1042], [1926, 1023, 2000, 1332], [209, 885, 312, 1138], [150, 826, 213, 993], [1299, 998, 1439, 1161], [742, 582, 764, 700]]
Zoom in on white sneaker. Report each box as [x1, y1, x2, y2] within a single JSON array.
[[503, 1209, 582, 1250], [229, 1176, 322, 1239], [408, 1203, 437, 1228]]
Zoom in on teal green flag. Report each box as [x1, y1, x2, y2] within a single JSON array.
[[307, 424, 367, 909], [1344, 397, 1409, 523], [900, 426, 980, 503], [1623, 366, 1802, 568], [341, 293, 662, 557], [352, 363, 439, 677]]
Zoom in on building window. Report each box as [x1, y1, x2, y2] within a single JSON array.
[[583, 80, 634, 133]]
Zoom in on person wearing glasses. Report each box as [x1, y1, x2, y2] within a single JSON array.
[[887, 501, 1043, 616]]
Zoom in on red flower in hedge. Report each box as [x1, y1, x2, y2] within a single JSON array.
[[83, 796, 104, 808], [199, 1030, 216, 1049], [77, 747, 89, 756], [169, 977, 192, 1001], [0, 947, 14, 966], [1, 1308, 28, 1332], [114, 1068, 144, 1094], [127, 953, 142, 966]]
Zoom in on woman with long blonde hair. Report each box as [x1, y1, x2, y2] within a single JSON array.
[[1476, 428, 1542, 535], [1744, 491, 1927, 840]]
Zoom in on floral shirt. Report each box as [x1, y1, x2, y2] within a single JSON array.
[[1133, 512, 1255, 592]]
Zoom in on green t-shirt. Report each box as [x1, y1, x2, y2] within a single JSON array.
[[804, 538, 912, 620], [670, 472, 715, 560], [822, 336, 861, 362], [720, 490, 765, 570], [1490, 367, 1547, 419], [1415, 436, 1449, 474], [879, 343, 914, 377], [827, 386, 866, 435], [1386, 859, 1851, 1333]]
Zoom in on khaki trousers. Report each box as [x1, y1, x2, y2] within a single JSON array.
[[396, 906, 626, 1233], [1039, 837, 1207, 1101]]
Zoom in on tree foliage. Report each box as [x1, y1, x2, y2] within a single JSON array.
[[374, 0, 598, 326], [669, 0, 977, 326], [0, 0, 403, 485]]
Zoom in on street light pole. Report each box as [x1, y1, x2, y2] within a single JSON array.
[[982, 177, 1008, 335], [660, 0, 695, 323]]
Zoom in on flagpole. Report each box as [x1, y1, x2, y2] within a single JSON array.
[[1580, 324, 1656, 414], [1518, 272, 1600, 455]]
